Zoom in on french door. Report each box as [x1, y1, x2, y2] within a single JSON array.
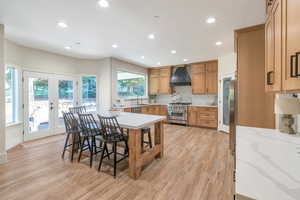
[[219, 73, 235, 133], [23, 71, 78, 141]]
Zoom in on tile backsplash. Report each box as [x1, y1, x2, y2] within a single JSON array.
[[155, 86, 218, 105]]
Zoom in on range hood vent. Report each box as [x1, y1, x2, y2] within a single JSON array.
[[170, 66, 191, 86]]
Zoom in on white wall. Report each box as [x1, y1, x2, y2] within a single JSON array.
[[3, 40, 104, 150], [217, 53, 237, 131], [0, 24, 7, 163]]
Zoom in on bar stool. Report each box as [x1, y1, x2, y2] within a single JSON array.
[[62, 112, 81, 162], [141, 127, 152, 152]]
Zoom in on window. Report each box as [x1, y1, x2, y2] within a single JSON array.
[[82, 76, 97, 111], [5, 67, 18, 124], [117, 71, 146, 99]]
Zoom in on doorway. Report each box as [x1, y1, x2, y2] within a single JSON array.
[[23, 71, 78, 141], [219, 73, 235, 133]]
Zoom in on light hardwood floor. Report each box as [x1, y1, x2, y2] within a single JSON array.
[[0, 124, 234, 200]]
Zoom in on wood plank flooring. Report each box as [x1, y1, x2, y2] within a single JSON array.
[[0, 124, 234, 200]]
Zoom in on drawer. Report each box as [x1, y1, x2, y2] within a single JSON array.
[[198, 113, 217, 120], [197, 107, 217, 113], [199, 120, 217, 128]]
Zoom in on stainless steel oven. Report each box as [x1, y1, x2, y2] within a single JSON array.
[[167, 103, 191, 125]]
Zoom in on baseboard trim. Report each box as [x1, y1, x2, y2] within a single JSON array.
[[0, 152, 7, 164], [236, 193, 256, 200]]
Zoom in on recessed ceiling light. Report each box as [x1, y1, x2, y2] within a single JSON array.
[[157, 62, 161, 66], [148, 34, 155, 40], [112, 44, 118, 48], [64, 46, 71, 50], [57, 21, 68, 28], [141, 56, 145, 59], [215, 41, 223, 46], [206, 17, 216, 24], [98, 0, 109, 8], [183, 59, 188, 62], [171, 50, 177, 54]]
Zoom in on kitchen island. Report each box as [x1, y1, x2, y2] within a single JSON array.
[[94, 111, 166, 179]]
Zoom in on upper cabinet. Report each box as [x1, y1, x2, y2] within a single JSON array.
[[191, 61, 218, 95], [265, 0, 300, 92], [149, 67, 172, 95]]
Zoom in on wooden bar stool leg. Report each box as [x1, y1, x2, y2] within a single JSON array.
[[148, 131, 152, 148], [71, 134, 76, 162], [141, 132, 144, 152], [113, 142, 117, 178], [62, 133, 70, 159], [98, 142, 106, 171], [78, 137, 86, 162]]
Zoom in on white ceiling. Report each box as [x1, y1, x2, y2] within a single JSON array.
[[0, 0, 266, 67]]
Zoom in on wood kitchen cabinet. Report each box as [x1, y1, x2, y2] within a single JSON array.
[[265, 0, 300, 92], [149, 69, 160, 95], [149, 67, 172, 95], [191, 61, 218, 95], [188, 106, 218, 128], [265, 0, 282, 92]]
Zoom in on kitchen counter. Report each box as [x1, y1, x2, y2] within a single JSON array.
[[236, 126, 300, 200], [189, 104, 217, 108], [113, 103, 217, 109]]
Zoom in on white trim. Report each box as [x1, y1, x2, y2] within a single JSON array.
[[6, 121, 23, 128], [218, 72, 235, 133], [0, 152, 7, 164]]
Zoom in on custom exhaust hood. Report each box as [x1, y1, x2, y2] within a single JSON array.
[[170, 66, 191, 86]]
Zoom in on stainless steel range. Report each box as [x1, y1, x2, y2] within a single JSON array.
[[167, 102, 191, 125]]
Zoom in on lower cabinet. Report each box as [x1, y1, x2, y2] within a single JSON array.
[[188, 106, 218, 128]]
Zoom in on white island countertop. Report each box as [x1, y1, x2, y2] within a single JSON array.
[[93, 112, 165, 129]]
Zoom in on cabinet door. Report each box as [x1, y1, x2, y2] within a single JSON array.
[[149, 69, 160, 95], [191, 64, 206, 94], [188, 107, 198, 126], [266, 0, 282, 92], [283, 0, 300, 90], [205, 62, 218, 94], [159, 68, 172, 94], [265, 14, 275, 91]]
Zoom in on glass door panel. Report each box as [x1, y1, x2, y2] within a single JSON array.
[[57, 79, 75, 129], [23, 71, 53, 141], [28, 77, 50, 133]]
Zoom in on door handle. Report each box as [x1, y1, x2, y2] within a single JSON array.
[[50, 102, 54, 110], [290, 52, 300, 78], [267, 71, 274, 85]]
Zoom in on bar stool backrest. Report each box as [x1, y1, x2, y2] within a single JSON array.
[[69, 106, 86, 114], [63, 112, 80, 133], [98, 115, 123, 138], [78, 113, 101, 137]]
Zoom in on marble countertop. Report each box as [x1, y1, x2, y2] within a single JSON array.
[[93, 111, 165, 129], [236, 126, 300, 200]]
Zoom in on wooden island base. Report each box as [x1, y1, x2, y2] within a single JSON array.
[[128, 121, 164, 179]]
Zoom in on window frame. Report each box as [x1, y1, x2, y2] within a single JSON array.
[[116, 70, 148, 100], [79, 75, 98, 112], [5, 65, 21, 125]]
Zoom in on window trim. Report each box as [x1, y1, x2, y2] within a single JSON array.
[[79, 74, 98, 111], [116, 70, 148, 100], [5, 65, 21, 125]]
